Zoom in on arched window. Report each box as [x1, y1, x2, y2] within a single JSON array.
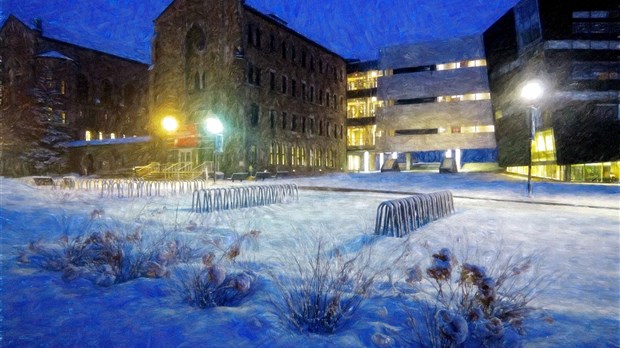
[[185, 25, 206, 92]]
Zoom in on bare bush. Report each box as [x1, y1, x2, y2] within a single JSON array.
[[268, 233, 382, 334], [398, 243, 550, 347], [173, 229, 261, 308], [18, 210, 200, 287]]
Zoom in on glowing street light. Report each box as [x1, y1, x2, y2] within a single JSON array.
[[161, 115, 179, 133], [521, 79, 544, 197], [521, 80, 544, 102], [204, 117, 224, 135]]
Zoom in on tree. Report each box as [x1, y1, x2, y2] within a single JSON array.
[[19, 64, 73, 174]]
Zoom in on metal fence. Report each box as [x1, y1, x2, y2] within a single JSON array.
[[62, 177, 209, 198], [192, 184, 299, 213], [374, 191, 454, 237]]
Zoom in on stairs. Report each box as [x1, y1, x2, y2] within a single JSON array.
[[134, 162, 212, 180]]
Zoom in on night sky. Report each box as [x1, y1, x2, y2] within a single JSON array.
[[2, 0, 519, 63]]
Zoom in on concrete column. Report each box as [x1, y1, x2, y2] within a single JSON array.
[[405, 152, 411, 171]]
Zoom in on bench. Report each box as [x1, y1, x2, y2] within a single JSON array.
[[255, 171, 272, 181], [274, 171, 289, 179], [33, 176, 55, 187], [228, 172, 249, 182]]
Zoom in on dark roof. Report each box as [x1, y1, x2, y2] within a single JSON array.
[[244, 5, 344, 60], [2, 14, 148, 66], [346, 60, 379, 73], [154, 0, 344, 60]]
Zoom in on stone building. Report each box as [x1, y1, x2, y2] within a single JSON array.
[[0, 15, 149, 176], [150, 0, 347, 175], [375, 35, 497, 171], [483, 0, 619, 182]]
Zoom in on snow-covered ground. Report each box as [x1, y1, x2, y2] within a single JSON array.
[[1, 172, 618, 347]]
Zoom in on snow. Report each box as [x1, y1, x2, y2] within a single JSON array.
[[0, 172, 618, 347], [66, 136, 152, 148]]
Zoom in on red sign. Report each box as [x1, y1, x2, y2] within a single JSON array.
[[174, 123, 199, 148]]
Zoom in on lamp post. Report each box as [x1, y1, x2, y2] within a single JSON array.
[[204, 116, 224, 182], [520, 80, 544, 197]]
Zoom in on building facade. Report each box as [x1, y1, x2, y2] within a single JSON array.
[[483, 0, 619, 182], [345, 60, 382, 172], [150, 0, 347, 175], [0, 15, 149, 176], [375, 35, 497, 171]]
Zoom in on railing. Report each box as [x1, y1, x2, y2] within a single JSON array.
[[61, 177, 208, 198], [374, 191, 454, 238], [133, 161, 213, 180], [192, 184, 299, 213]]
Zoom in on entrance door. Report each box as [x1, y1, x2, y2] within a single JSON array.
[[178, 149, 193, 164]]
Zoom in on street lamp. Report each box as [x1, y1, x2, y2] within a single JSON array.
[[161, 115, 179, 133], [520, 79, 544, 197], [204, 116, 224, 182]]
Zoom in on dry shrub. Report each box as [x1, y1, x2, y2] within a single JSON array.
[[18, 210, 199, 287], [174, 229, 261, 308], [399, 241, 550, 347], [268, 233, 381, 334]]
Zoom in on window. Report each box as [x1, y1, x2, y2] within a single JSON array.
[[309, 118, 315, 135], [319, 59, 323, 73], [281, 112, 287, 129], [249, 103, 259, 127], [85, 130, 92, 141], [291, 79, 296, 97], [247, 24, 253, 45], [60, 80, 66, 95], [247, 64, 254, 84], [270, 110, 276, 129], [195, 72, 201, 90], [301, 51, 307, 68], [269, 33, 276, 51], [302, 117, 306, 133], [255, 27, 261, 48], [310, 56, 315, 71], [310, 86, 315, 102], [326, 92, 330, 107], [301, 82, 306, 101], [270, 71, 275, 90], [292, 114, 297, 131], [291, 45, 296, 63], [319, 89, 323, 105], [255, 67, 261, 86], [281, 76, 287, 94], [319, 120, 323, 136], [333, 95, 337, 110], [281, 42, 287, 60], [61, 112, 67, 124]]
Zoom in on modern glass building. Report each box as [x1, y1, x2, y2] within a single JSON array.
[[483, 0, 619, 182]]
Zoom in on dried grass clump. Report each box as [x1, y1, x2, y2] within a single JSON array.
[[18, 210, 199, 287], [400, 244, 549, 347], [174, 229, 261, 308], [269, 234, 380, 334]]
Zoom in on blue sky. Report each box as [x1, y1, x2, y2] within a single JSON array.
[[2, 0, 518, 64]]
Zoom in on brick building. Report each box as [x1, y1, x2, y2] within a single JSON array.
[[150, 0, 347, 175], [0, 15, 149, 176]]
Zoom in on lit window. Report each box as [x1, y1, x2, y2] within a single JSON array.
[[110, 133, 116, 139], [99, 131, 103, 140], [60, 81, 66, 94], [61, 112, 67, 124], [85, 130, 92, 141]]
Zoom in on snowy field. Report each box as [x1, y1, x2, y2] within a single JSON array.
[[0, 172, 618, 347]]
